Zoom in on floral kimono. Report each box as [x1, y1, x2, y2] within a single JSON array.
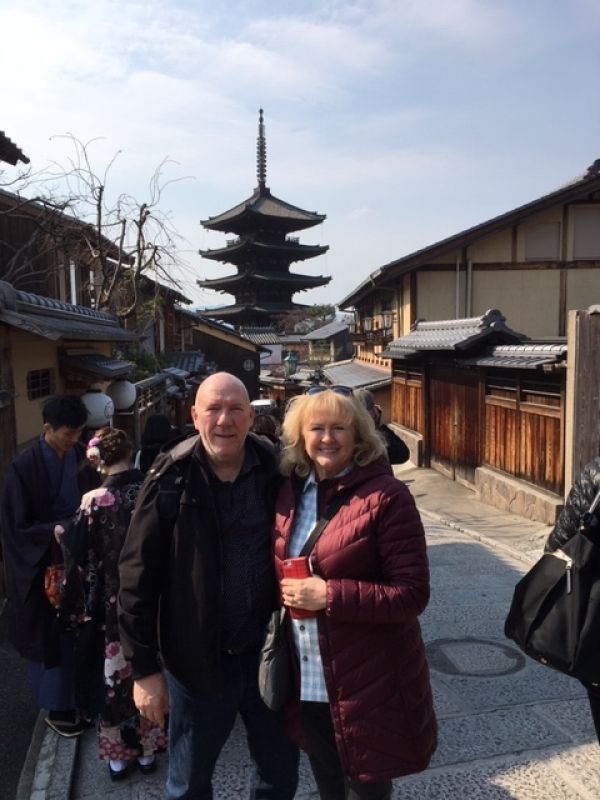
[[64, 469, 166, 762]]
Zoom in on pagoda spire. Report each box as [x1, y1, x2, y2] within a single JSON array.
[[256, 108, 267, 190]]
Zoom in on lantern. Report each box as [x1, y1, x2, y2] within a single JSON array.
[[81, 391, 115, 428], [107, 380, 137, 411]]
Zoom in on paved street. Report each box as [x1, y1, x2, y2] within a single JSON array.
[[57, 519, 595, 800], [0, 600, 38, 800]]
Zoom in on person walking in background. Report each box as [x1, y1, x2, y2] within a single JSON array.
[[118, 372, 299, 800], [251, 412, 281, 449], [359, 389, 410, 465], [0, 394, 100, 737], [135, 413, 180, 474], [274, 386, 437, 799], [62, 427, 166, 780]]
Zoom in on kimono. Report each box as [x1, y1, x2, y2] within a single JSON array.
[[64, 469, 166, 761], [0, 439, 99, 669]]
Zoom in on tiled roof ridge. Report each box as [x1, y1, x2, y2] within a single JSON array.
[[413, 309, 506, 331], [0, 280, 119, 324]]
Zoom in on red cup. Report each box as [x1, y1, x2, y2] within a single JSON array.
[[282, 557, 316, 619]]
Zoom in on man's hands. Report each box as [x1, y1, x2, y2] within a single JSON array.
[[133, 673, 170, 728]]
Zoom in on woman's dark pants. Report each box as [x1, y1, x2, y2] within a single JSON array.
[[300, 701, 392, 800]]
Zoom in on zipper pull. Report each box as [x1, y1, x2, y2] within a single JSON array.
[[566, 560, 572, 594]]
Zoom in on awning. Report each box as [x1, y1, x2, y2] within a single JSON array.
[[321, 360, 391, 390]]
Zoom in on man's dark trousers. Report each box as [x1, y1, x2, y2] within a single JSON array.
[[165, 650, 299, 799]]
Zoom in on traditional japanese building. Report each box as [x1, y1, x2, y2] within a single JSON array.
[[198, 110, 330, 326]]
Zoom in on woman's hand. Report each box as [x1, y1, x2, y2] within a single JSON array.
[[281, 576, 327, 611]]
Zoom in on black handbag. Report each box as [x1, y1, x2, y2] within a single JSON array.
[[505, 489, 600, 686], [258, 606, 291, 711], [258, 487, 354, 711]]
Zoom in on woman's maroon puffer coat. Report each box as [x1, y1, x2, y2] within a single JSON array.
[[273, 458, 437, 783]]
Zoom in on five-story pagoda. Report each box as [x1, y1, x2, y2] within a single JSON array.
[[198, 110, 330, 326]]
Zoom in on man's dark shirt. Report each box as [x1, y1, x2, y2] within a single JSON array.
[[209, 442, 277, 654]]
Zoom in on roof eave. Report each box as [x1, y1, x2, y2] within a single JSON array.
[[339, 169, 600, 308]]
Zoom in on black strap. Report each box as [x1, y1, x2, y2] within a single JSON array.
[[298, 487, 354, 558]]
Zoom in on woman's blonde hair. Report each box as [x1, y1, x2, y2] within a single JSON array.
[[279, 389, 387, 477]]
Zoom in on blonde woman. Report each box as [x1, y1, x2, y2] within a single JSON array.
[[273, 386, 437, 800]]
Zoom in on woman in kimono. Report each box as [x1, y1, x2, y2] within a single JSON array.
[[63, 426, 166, 780]]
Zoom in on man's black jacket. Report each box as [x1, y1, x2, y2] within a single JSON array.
[[118, 432, 280, 693]]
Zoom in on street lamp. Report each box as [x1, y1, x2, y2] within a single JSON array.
[[283, 350, 298, 378]]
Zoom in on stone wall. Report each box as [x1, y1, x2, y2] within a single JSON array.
[[475, 465, 562, 525]]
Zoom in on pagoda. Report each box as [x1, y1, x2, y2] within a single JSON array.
[[198, 110, 331, 326]]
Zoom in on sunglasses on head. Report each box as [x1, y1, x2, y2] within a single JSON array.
[[305, 385, 354, 397]]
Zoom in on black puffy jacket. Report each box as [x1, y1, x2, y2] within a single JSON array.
[[545, 457, 600, 552]]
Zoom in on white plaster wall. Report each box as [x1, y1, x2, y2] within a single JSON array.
[[416, 271, 457, 321], [11, 333, 61, 446], [467, 230, 512, 262], [566, 269, 600, 312], [516, 207, 563, 261], [471, 269, 560, 336]]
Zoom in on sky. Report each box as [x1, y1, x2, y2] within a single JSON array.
[[1, 0, 599, 312]]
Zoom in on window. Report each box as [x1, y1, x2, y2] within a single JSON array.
[[27, 368, 54, 400]]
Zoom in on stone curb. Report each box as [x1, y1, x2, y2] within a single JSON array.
[[417, 506, 540, 567], [17, 711, 78, 800]]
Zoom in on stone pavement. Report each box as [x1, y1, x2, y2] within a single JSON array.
[[20, 465, 600, 800]]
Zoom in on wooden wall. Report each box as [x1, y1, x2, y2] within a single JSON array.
[[391, 367, 425, 433], [484, 372, 563, 494], [391, 360, 565, 496]]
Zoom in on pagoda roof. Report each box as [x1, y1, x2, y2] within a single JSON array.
[[201, 186, 326, 234], [200, 237, 329, 263], [197, 271, 331, 290], [202, 301, 309, 321]]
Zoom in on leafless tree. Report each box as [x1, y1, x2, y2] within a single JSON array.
[[0, 134, 192, 318]]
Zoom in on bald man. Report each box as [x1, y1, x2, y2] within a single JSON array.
[[118, 373, 298, 799]]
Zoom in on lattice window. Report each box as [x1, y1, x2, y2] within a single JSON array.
[[27, 368, 55, 400]]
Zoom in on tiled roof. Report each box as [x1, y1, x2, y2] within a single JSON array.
[[200, 239, 328, 262], [0, 280, 137, 343], [461, 342, 567, 370], [202, 187, 325, 231], [60, 353, 134, 379], [321, 359, 390, 390], [303, 320, 349, 340], [239, 327, 281, 345], [165, 351, 207, 374], [383, 309, 525, 357], [198, 271, 330, 289]]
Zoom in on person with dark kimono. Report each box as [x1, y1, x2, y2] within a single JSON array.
[[62, 426, 166, 780], [133, 413, 179, 474], [0, 394, 100, 737]]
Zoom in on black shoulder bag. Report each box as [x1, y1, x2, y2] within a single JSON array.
[[258, 487, 354, 711], [505, 487, 600, 686]]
